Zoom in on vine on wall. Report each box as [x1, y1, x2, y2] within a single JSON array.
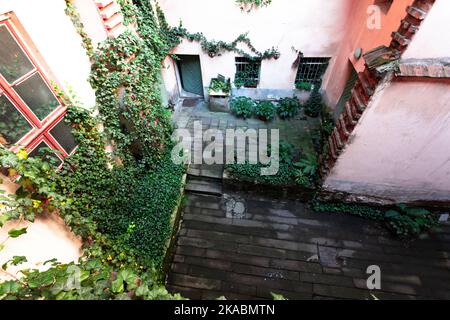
[[64, 0, 94, 58], [172, 25, 280, 59], [236, 0, 273, 12]]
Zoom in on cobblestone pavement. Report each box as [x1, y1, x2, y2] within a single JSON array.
[[167, 100, 450, 300]]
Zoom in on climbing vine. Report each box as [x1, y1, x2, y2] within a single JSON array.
[[0, 146, 182, 300], [0, 0, 187, 300], [64, 0, 94, 58], [236, 0, 273, 12], [172, 25, 280, 59]]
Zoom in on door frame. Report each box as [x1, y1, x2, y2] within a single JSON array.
[[175, 54, 204, 98]]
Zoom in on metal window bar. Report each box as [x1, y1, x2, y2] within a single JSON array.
[[235, 57, 261, 88], [295, 57, 330, 85]]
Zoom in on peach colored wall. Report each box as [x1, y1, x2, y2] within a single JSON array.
[[0, 174, 82, 281], [323, 0, 414, 107], [0, 214, 82, 281], [0, 0, 98, 109], [159, 0, 353, 97], [403, 0, 450, 59], [324, 80, 450, 203]]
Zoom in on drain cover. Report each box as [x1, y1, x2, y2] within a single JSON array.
[[223, 194, 247, 219]]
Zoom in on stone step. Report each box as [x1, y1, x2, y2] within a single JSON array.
[[185, 177, 223, 196], [187, 165, 224, 179]]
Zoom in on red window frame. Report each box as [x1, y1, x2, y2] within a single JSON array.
[[0, 14, 71, 162]]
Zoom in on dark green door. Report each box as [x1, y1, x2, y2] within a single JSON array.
[[178, 55, 204, 96]]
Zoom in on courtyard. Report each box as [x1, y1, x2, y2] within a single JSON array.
[[166, 100, 450, 300]]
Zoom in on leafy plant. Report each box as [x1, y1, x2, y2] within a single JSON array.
[[209, 75, 231, 94], [230, 96, 256, 119], [384, 205, 438, 238], [304, 86, 323, 118], [295, 81, 313, 91], [255, 101, 276, 121], [310, 202, 438, 238], [277, 97, 301, 119], [293, 152, 319, 188], [172, 26, 280, 60], [236, 0, 272, 12]]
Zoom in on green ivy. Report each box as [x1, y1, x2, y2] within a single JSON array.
[[64, 0, 94, 58], [236, 0, 273, 12], [172, 26, 280, 60], [310, 201, 438, 238]]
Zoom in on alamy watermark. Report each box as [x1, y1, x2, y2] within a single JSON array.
[[171, 121, 280, 176]]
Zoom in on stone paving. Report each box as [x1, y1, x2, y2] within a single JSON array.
[[167, 99, 450, 300]]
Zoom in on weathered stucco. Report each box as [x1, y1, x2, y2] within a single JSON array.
[[403, 0, 450, 60], [324, 80, 450, 203]]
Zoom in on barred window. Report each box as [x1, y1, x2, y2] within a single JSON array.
[[234, 57, 261, 88], [295, 57, 330, 87]]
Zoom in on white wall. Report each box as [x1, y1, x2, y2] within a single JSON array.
[[403, 0, 450, 60], [0, 0, 98, 109], [159, 0, 352, 96]]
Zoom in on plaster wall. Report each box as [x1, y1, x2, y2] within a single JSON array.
[[324, 80, 450, 203]]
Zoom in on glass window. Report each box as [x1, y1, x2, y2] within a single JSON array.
[[50, 120, 77, 154], [0, 93, 32, 146], [0, 25, 34, 83], [28, 141, 63, 167], [234, 57, 261, 88], [14, 73, 60, 120]]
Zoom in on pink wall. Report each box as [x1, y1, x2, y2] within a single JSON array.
[[324, 79, 450, 203], [323, 0, 414, 107]]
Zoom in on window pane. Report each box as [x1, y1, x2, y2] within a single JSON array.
[[28, 141, 62, 167], [0, 93, 32, 146], [0, 25, 34, 83], [50, 120, 77, 154], [14, 73, 60, 120]]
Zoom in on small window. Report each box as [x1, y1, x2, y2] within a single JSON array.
[[295, 57, 330, 88], [234, 57, 261, 88], [50, 120, 77, 155]]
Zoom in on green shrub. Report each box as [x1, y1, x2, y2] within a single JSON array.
[[230, 96, 256, 119], [310, 202, 438, 238], [277, 97, 301, 119], [255, 101, 276, 121], [304, 86, 323, 118], [226, 161, 295, 186], [209, 75, 231, 94], [385, 205, 438, 238], [293, 152, 319, 189], [296, 81, 313, 91]]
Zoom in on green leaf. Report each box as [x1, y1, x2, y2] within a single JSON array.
[[405, 208, 430, 217], [0, 280, 21, 295], [8, 227, 28, 238], [385, 210, 400, 219], [271, 292, 287, 300], [110, 277, 124, 294]]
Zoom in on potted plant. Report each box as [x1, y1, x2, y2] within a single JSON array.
[[255, 101, 276, 121]]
